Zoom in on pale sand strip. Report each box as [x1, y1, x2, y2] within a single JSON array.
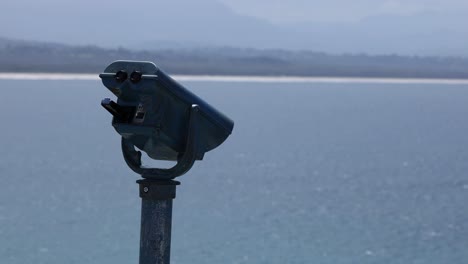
[[1, 73, 468, 85]]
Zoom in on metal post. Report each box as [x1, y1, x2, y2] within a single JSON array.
[[137, 179, 180, 264]]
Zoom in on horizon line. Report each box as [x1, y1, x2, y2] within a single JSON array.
[[1, 72, 468, 85]]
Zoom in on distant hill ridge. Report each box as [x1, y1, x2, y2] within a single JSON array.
[[1, 37, 468, 79]]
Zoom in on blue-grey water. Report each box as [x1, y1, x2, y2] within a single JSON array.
[[1, 79, 468, 264]]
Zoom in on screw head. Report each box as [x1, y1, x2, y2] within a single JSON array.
[[143, 186, 149, 193]]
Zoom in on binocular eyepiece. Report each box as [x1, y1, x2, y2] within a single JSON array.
[[113, 70, 143, 84], [100, 61, 234, 180]]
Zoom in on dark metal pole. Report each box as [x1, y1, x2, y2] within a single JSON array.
[[137, 179, 180, 264]]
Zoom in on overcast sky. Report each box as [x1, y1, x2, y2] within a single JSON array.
[[220, 0, 468, 23], [1, 0, 467, 55]]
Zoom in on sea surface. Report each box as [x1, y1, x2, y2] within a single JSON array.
[[0, 76, 467, 264]]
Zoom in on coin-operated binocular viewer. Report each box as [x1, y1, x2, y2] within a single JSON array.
[[100, 61, 234, 264]]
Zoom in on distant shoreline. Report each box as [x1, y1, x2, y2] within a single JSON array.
[[3, 38, 468, 81], [1, 72, 468, 85]]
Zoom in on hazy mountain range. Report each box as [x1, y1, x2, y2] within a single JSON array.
[[0, 0, 467, 56], [2, 37, 468, 78]]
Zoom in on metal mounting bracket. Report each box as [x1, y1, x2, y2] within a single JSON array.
[[121, 104, 202, 179]]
